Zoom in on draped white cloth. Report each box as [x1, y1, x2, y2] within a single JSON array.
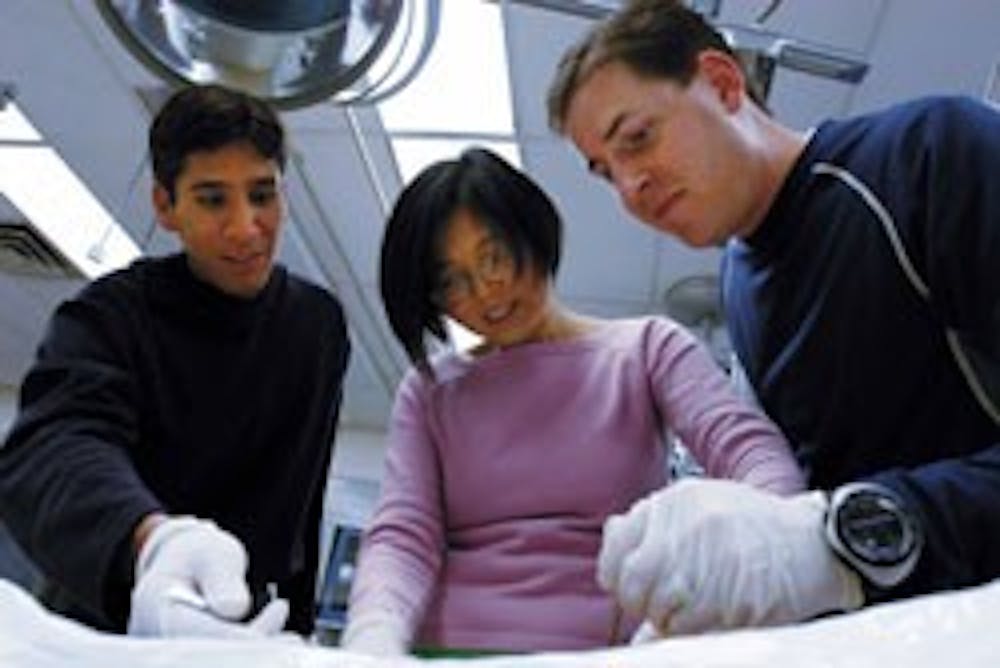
[[2, 576, 998, 667]]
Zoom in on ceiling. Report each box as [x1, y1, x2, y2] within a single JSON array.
[[1, 1, 998, 430]]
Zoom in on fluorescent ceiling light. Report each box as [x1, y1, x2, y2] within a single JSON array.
[[0, 146, 142, 279], [379, 1, 515, 135], [0, 140, 140, 279], [0, 101, 42, 143], [380, 2, 522, 181]]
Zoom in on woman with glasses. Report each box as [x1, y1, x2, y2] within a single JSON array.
[[341, 147, 804, 657]]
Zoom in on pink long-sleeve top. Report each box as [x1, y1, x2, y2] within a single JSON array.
[[347, 317, 803, 652]]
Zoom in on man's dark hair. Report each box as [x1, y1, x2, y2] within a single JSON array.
[[380, 147, 563, 373], [547, 0, 765, 133], [149, 84, 286, 199]]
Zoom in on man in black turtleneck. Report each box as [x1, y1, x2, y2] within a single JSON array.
[[0, 84, 350, 640]]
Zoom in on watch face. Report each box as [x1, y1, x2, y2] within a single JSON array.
[[835, 489, 917, 566]]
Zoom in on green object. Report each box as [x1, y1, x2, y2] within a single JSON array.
[[413, 647, 516, 659]]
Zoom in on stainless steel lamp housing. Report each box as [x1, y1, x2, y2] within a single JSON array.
[[96, 0, 403, 109]]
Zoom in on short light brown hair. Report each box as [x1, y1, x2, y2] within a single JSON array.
[[547, 0, 762, 133]]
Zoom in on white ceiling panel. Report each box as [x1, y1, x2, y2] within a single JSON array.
[[0, 2, 157, 246], [521, 139, 663, 303], [715, 0, 887, 53], [338, 288, 399, 431], [503, 3, 595, 139], [285, 117, 400, 289], [767, 69, 857, 130], [284, 102, 356, 135], [849, 1, 1000, 114]]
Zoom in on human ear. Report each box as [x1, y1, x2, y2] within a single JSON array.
[[152, 184, 179, 232], [695, 49, 747, 112]]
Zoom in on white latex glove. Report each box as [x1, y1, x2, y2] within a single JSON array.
[[339, 612, 410, 656], [598, 479, 864, 638], [128, 516, 289, 638], [629, 620, 659, 645]]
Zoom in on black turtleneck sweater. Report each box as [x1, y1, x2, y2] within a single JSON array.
[[0, 253, 350, 634]]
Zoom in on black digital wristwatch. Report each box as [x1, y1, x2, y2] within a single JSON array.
[[824, 481, 923, 589]]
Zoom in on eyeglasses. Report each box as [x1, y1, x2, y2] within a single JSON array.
[[431, 240, 516, 307]]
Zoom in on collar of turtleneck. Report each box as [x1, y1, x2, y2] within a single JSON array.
[[742, 125, 826, 255], [144, 253, 284, 336]]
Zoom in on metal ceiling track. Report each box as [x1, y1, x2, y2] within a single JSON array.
[[502, 0, 869, 88]]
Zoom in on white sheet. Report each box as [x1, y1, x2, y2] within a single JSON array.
[[2, 577, 998, 667]]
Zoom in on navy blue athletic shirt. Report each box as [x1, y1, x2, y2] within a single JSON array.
[[724, 96, 1000, 601]]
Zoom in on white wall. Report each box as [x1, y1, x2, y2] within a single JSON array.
[[322, 427, 387, 531]]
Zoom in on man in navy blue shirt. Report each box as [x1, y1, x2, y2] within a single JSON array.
[[547, 0, 1000, 638]]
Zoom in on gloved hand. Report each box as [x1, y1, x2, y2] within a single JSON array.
[[598, 479, 864, 638], [339, 612, 410, 656], [127, 516, 289, 638]]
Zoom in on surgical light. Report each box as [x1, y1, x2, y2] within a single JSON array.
[[95, 0, 406, 109]]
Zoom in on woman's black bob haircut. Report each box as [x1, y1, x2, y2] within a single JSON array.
[[380, 147, 563, 374]]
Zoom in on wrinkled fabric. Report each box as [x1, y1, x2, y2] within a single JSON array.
[[4, 577, 1000, 667]]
